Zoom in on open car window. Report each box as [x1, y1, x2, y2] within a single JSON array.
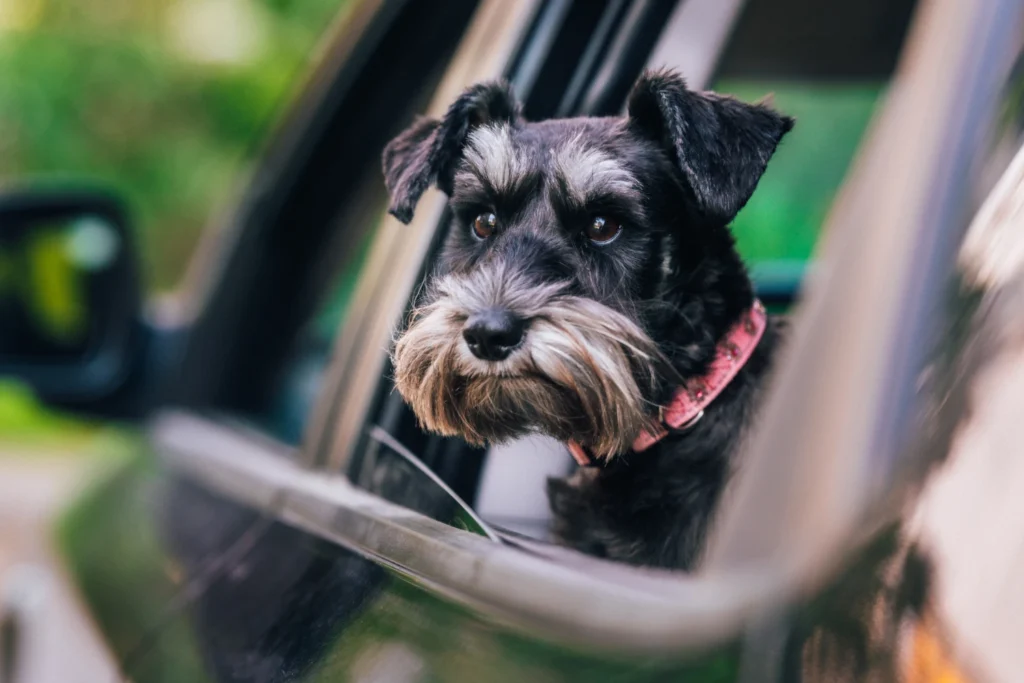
[[150, 0, 1023, 674], [312, 0, 1017, 592], [474, 0, 918, 541], [328, 0, 687, 534]]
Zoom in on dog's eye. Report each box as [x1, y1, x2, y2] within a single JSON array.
[[585, 216, 622, 244], [472, 212, 498, 240]]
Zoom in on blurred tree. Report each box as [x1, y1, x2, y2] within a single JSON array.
[[0, 0, 346, 291]]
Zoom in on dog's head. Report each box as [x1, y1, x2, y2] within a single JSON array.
[[384, 69, 792, 458]]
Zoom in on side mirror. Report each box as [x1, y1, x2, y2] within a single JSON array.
[[0, 190, 142, 410]]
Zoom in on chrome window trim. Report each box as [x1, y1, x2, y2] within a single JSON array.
[[156, 0, 1023, 657]]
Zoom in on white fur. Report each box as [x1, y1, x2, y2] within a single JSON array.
[[393, 263, 668, 457], [463, 123, 529, 194], [554, 133, 640, 204]]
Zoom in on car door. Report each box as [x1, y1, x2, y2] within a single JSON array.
[[54, 0, 1024, 682]]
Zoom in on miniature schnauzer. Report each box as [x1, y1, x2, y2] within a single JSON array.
[[383, 69, 793, 570]]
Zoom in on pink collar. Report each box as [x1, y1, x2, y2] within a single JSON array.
[[567, 299, 767, 467]]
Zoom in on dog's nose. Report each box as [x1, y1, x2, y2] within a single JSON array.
[[462, 309, 525, 361]]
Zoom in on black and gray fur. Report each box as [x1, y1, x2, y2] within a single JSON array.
[[383, 69, 793, 570]]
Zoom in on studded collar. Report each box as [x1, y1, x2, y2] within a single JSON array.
[[566, 299, 768, 467]]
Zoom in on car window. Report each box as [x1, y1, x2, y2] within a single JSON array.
[[323, 0, 920, 546], [0, 0, 348, 293], [339, 0, 677, 506], [474, 0, 919, 541]]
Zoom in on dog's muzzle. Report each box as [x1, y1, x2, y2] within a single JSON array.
[[392, 263, 668, 458]]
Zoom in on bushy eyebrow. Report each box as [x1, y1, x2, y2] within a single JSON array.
[[552, 134, 641, 207], [451, 166, 543, 209], [452, 123, 543, 210], [547, 183, 648, 230], [453, 134, 541, 210], [461, 124, 530, 193]]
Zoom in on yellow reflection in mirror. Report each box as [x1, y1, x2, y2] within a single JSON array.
[[0, 225, 87, 345]]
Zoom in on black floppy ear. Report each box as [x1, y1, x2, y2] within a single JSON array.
[[382, 81, 521, 224], [627, 69, 794, 224]]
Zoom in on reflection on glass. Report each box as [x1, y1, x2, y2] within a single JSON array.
[[364, 427, 499, 541]]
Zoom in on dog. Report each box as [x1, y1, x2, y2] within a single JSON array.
[[382, 69, 793, 570]]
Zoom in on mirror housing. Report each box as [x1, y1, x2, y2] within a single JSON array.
[[0, 189, 143, 411]]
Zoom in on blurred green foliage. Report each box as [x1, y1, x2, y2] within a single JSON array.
[[0, 0, 347, 291], [1, 224, 89, 343]]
